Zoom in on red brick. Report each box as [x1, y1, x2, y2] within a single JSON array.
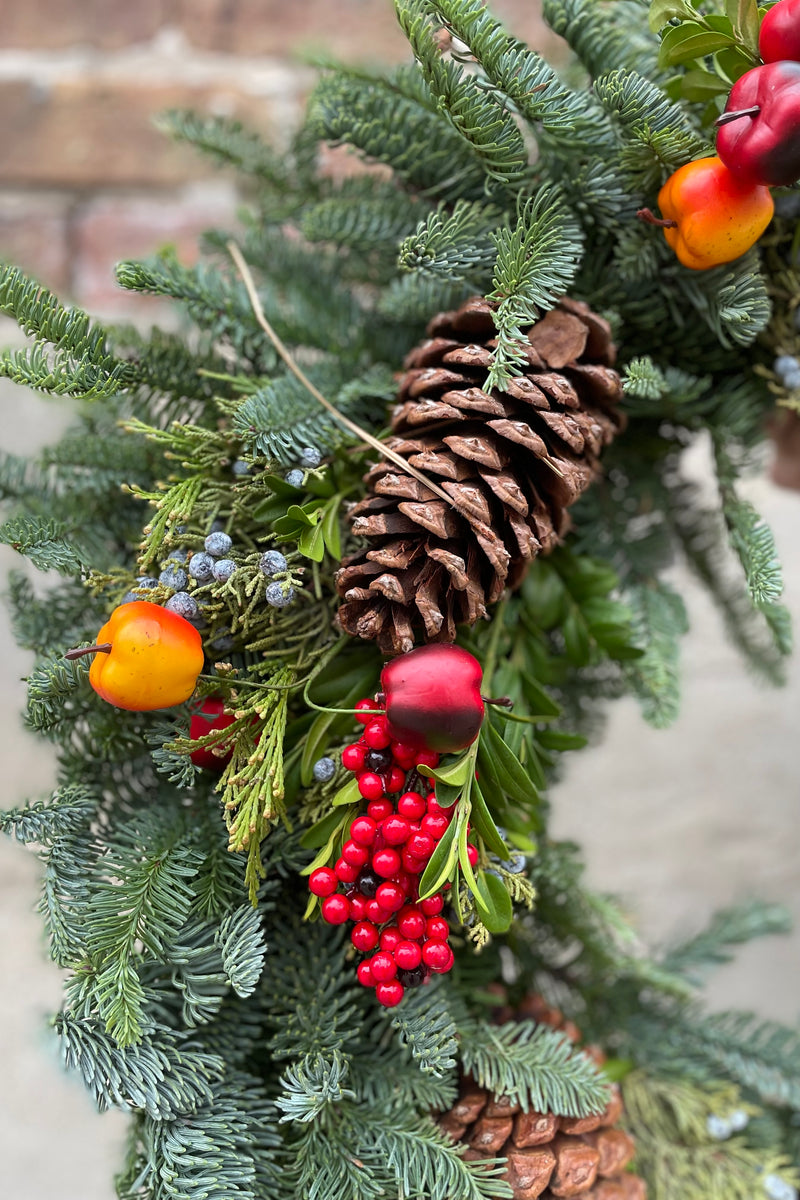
[[2, 0, 166, 50], [0, 192, 74, 295], [0, 77, 300, 190], [70, 183, 242, 315]]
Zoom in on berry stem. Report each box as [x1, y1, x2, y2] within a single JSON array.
[[636, 208, 678, 229], [715, 105, 761, 127], [64, 642, 112, 661]]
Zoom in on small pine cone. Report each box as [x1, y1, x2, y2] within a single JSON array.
[[435, 994, 646, 1200], [337, 296, 624, 654]]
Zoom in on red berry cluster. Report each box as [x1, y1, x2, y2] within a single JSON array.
[[308, 699, 473, 1008]]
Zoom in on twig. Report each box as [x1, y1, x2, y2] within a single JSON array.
[[226, 240, 456, 508]]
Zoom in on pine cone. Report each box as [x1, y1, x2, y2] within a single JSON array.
[[336, 296, 624, 654], [436, 995, 646, 1200]]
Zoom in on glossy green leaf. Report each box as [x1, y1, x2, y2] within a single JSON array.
[[715, 44, 756, 82], [331, 776, 361, 807], [483, 720, 542, 827], [520, 676, 561, 719], [298, 519, 326, 561], [536, 729, 588, 752], [418, 811, 461, 899], [649, 0, 698, 32], [321, 495, 342, 560], [473, 870, 513, 933], [470, 778, 509, 859], [300, 806, 345, 851], [659, 23, 734, 67], [726, 0, 760, 52]]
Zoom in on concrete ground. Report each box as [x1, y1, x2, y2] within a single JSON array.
[[0, 369, 798, 1197]]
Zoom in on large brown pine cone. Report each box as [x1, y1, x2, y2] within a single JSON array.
[[336, 296, 624, 654], [436, 995, 646, 1200]]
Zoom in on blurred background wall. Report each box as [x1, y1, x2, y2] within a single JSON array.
[[0, 3, 798, 1198]]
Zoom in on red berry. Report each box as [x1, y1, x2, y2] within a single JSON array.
[[348, 893, 368, 921], [356, 960, 375, 987], [397, 792, 426, 820], [420, 893, 444, 916], [369, 951, 397, 982], [426, 916, 449, 941], [308, 867, 338, 897], [394, 939, 423, 970], [365, 898, 392, 924], [375, 980, 405, 1007], [421, 813, 449, 841], [349, 815, 378, 846], [427, 796, 448, 817], [467, 844, 479, 869], [390, 741, 418, 769], [422, 938, 453, 971], [382, 815, 411, 846], [357, 772, 384, 801], [406, 832, 435, 860], [351, 921, 380, 951], [380, 927, 403, 952], [392, 870, 412, 894], [341, 743, 366, 772], [386, 766, 406, 793], [401, 849, 426, 874], [355, 698, 380, 724], [321, 894, 351, 925], [334, 858, 360, 884], [397, 906, 426, 939], [363, 719, 391, 750], [375, 881, 405, 913], [342, 839, 370, 868], [415, 749, 440, 769], [372, 847, 402, 878], [367, 798, 393, 821]]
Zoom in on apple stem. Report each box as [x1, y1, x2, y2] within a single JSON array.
[[64, 642, 112, 661], [636, 208, 678, 229], [715, 105, 761, 127], [482, 695, 514, 708]]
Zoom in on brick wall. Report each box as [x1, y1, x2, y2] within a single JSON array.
[[0, 1, 556, 316]]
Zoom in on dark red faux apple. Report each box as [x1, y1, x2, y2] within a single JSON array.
[[189, 696, 237, 771], [379, 644, 484, 754]]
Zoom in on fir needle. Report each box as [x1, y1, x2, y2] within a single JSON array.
[[226, 240, 456, 508]]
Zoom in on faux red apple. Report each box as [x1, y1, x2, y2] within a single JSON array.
[[189, 696, 237, 771], [379, 644, 484, 754]]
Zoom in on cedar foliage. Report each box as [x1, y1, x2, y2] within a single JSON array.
[[1, 2, 799, 1199]]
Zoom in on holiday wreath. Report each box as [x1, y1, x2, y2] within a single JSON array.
[[1, 2, 799, 1198]]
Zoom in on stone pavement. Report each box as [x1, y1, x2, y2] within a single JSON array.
[[0, 373, 798, 1198]]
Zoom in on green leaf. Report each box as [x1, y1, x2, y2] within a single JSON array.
[[419, 751, 473, 788], [418, 811, 462, 899], [320, 495, 342, 560], [715, 43, 756, 82], [726, 0, 760, 52], [562, 608, 592, 665], [474, 870, 513, 934], [469, 779, 510, 859], [536, 729, 588, 752], [300, 806, 346, 852], [520, 676, 561, 719], [658, 23, 734, 67], [298, 519, 326, 562], [481, 721, 542, 827], [331, 776, 361, 807], [649, 0, 698, 32]]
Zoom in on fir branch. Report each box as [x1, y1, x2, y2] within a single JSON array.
[[284, 1121, 385, 1200], [544, 0, 660, 81], [214, 903, 268, 998], [398, 199, 500, 287], [364, 1110, 513, 1200], [486, 187, 584, 388], [428, 0, 611, 149], [25, 655, 92, 734], [594, 68, 707, 183], [395, 0, 529, 189], [276, 1050, 355, 1124], [624, 581, 688, 728], [55, 1011, 225, 1119], [0, 514, 85, 574], [459, 1018, 610, 1117], [388, 980, 459, 1077], [661, 899, 792, 984], [0, 784, 96, 845], [628, 1008, 800, 1109], [232, 363, 394, 466], [717, 486, 784, 609], [623, 355, 669, 400], [145, 717, 198, 788], [42, 826, 97, 966], [0, 265, 125, 368], [0, 342, 133, 400], [118, 1071, 283, 1200], [301, 177, 429, 255], [308, 66, 487, 201], [156, 109, 293, 185]]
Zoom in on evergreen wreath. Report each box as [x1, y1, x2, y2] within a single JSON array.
[[1, 2, 799, 1199]]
